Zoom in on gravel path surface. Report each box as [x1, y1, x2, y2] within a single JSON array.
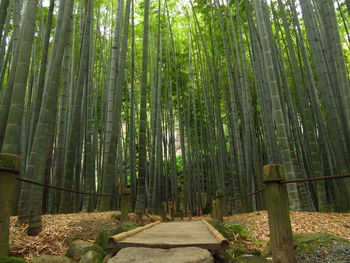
[[295, 240, 350, 263]]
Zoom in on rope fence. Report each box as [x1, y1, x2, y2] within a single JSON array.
[[264, 174, 350, 184], [15, 177, 114, 197], [2, 166, 349, 202], [225, 173, 350, 201], [225, 188, 265, 201]]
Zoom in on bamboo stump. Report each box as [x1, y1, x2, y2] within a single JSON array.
[[0, 153, 20, 256], [263, 164, 296, 263], [121, 188, 131, 222]]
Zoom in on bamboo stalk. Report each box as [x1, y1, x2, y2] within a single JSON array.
[[201, 220, 229, 248], [108, 221, 161, 247]]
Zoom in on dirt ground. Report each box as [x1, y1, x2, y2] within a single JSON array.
[[9, 210, 350, 260]]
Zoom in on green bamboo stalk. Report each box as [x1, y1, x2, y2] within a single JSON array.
[[253, 0, 300, 210]]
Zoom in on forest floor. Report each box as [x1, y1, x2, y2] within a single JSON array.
[[9, 211, 350, 261]]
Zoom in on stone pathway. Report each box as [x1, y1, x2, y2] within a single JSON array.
[[110, 221, 227, 250], [108, 247, 214, 263]]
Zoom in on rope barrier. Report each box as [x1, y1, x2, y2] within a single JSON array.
[[135, 199, 147, 204], [263, 174, 350, 185], [0, 167, 20, 175], [224, 188, 265, 201], [12, 172, 350, 201], [16, 177, 114, 197], [225, 174, 350, 201]]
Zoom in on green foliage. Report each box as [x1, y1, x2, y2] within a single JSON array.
[[175, 155, 183, 175], [110, 214, 121, 221], [213, 221, 264, 262], [208, 220, 233, 240], [0, 257, 26, 263], [80, 251, 103, 263], [208, 220, 262, 245], [95, 222, 140, 253], [293, 232, 349, 245], [65, 240, 106, 259], [262, 232, 349, 257], [226, 224, 263, 245]]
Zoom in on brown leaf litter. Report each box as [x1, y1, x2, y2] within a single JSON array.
[[10, 211, 120, 260], [9, 211, 350, 261], [222, 211, 350, 251]]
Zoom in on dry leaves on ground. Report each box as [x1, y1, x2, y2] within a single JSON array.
[[223, 211, 350, 251], [9, 211, 350, 261], [10, 211, 120, 260]]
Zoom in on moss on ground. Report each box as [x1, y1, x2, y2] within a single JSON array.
[[95, 222, 140, 254], [262, 232, 349, 257], [0, 257, 26, 263]]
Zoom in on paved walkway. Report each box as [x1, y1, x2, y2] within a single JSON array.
[[109, 220, 228, 250]]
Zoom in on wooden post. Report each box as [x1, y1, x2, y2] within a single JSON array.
[[188, 210, 192, 221], [121, 188, 131, 222], [263, 164, 296, 263], [170, 203, 175, 221], [216, 199, 224, 221], [160, 202, 167, 222], [117, 183, 123, 210], [211, 200, 217, 220], [211, 191, 223, 221], [0, 154, 20, 257]]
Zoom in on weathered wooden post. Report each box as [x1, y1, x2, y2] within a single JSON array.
[[117, 183, 123, 210], [160, 202, 167, 222], [121, 188, 131, 222], [170, 203, 175, 221], [211, 191, 223, 221], [211, 200, 217, 220], [0, 153, 20, 256], [263, 164, 296, 263], [188, 210, 192, 221]]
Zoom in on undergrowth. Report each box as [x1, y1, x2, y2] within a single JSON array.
[[209, 220, 262, 245], [209, 220, 262, 257]]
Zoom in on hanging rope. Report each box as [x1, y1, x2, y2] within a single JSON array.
[[263, 174, 350, 185], [225, 174, 350, 201], [3, 167, 348, 201], [15, 177, 113, 197]]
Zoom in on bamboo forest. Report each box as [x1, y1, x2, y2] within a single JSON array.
[[0, 0, 349, 262]]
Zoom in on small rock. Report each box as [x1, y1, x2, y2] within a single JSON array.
[[107, 247, 213, 263], [216, 243, 254, 262], [103, 255, 112, 263], [232, 255, 269, 263], [66, 240, 106, 260], [79, 251, 103, 263], [0, 257, 26, 263], [96, 230, 117, 253], [32, 255, 73, 263]]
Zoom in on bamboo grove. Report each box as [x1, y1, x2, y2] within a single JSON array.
[[0, 0, 349, 236]]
